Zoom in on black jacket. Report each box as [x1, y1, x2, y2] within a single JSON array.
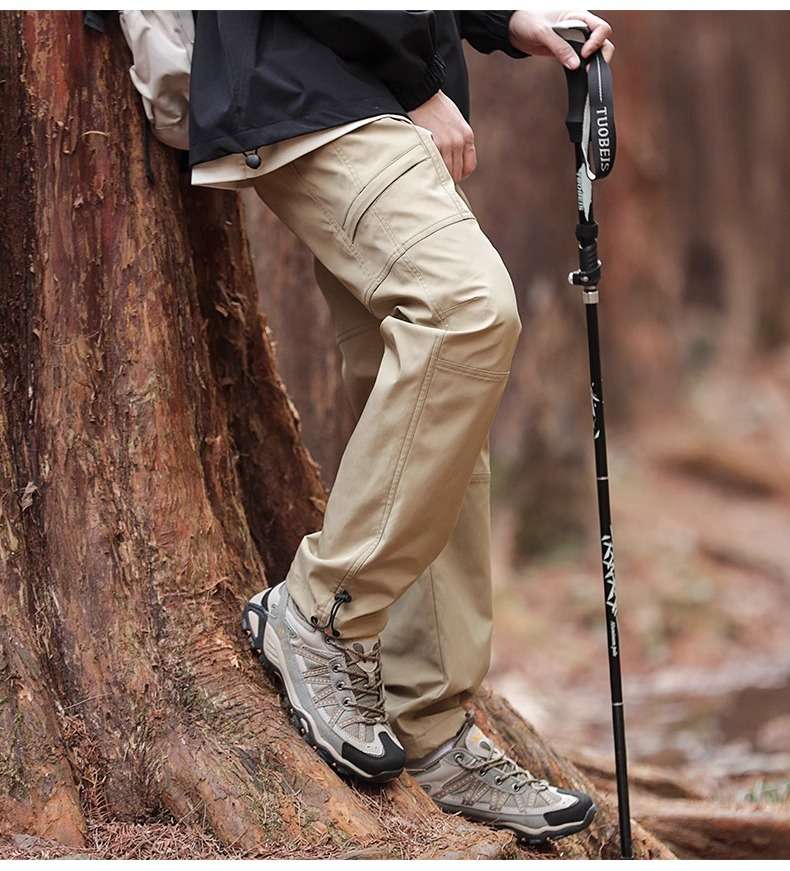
[[189, 11, 526, 167]]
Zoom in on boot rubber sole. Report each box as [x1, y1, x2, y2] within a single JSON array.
[[515, 800, 597, 845], [434, 796, 596, 846]]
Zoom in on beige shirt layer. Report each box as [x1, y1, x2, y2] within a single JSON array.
[[191, 113, 405, 190]]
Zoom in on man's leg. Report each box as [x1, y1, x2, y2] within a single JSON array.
[[245, 120, 597, 838], [253, 117, 520, 641], [312, 259, 493, 760]]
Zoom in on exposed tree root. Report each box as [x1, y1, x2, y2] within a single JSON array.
[[635, 797, 790, 859], [0, 625, 86, 848]]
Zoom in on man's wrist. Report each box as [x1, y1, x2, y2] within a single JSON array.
[[507, 11, 520, 49], [393, 51, 447, 112], [505, 11, 530, 58]]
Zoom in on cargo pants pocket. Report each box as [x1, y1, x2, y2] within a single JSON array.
[[340, 124, 475, 305], [342, 144, 430, 242]]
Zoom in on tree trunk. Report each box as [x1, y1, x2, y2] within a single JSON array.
[[240, 191, 354, 487], [0, 11, 670, 858]]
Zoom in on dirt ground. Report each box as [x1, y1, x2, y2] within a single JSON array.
[[489, 353, 790, 809]]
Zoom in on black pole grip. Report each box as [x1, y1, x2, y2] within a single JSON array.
[[554, 22, 617, 178], [553, 20, 589, 145], [564, 65, 588, 145]]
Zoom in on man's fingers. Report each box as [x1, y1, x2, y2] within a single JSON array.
[[440, 143, 458, 183], [408, 90, 478, 181], [544, 28, 580, 70], [577, 13, 613, 59], [449, 149, 459, 183], [451, 144, 461, 183], [461, 139, 477, 181], [452, 143, 464, 183], [437, 143, 449, 177], [443, 131, 475, 183], [602, 39, 615, 63]]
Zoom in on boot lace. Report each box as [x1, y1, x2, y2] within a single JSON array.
[[325, 636, 387, 725], [459, 743, 549, 792]]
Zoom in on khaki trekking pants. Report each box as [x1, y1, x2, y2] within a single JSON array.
[[252, 116, 521, 758]]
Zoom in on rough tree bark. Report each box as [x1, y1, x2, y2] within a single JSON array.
[[241, 191, 354, 487], [0, 12, 671, 858]]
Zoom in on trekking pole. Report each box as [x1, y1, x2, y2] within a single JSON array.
[[552, 21, 632, 859]]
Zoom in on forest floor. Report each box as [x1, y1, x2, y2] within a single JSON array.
[[489, 354, 790, 822]]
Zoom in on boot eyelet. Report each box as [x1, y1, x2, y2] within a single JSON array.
[[342, 698, 352, 707], [454, 753, 464, 764], [513, 784, 522, 792], [335, 682, 345, 690], [494, 776, 503, 784]]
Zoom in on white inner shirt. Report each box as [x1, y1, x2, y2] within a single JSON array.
[[191, 114, 408, 191]]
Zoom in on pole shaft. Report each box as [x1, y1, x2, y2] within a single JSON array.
[[584, 299, 633, 858]]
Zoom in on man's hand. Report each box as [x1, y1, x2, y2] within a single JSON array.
[[407, 10, 613, 182], [508, 9, 614, 69], [408, 90, 476, 183]]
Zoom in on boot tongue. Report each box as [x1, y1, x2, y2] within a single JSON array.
[[460, 724, 530, 786], [463, 724, 495, 759]]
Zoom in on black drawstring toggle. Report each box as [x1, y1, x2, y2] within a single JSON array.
[[311, 590, 352, 637]]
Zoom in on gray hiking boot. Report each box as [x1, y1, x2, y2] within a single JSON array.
[[408, 715, 596, 844], [242, 582, 405, 783]]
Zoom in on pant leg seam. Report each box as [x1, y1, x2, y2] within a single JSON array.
[[336, 329, 445, 591], [336, 194, 452, 516], [332, 138, 369, 221], [439, 295, 487, 319], [362, 170, 447, 329], [339, 331, 442, 586], [288, 161, 374, 284], [435, 357, 510, 381], [427, 563, 451, 684], [363, 214, 476, 310]]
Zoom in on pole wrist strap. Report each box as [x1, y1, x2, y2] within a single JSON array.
[[587, 53, 616, 179], [565, 51, 617, 181]]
